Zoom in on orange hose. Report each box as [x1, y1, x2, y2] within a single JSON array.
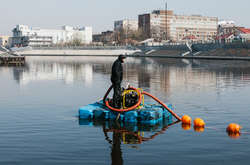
[[103, 85, 181, 121], [103, 85, 142, 112], [142, 91, 182, 121]]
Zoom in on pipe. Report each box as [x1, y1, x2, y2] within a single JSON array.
[[142, 91, 182, 121], [103, 85, 181, 121], [103, 85, 113, 102]]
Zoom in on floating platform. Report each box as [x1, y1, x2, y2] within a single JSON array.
[[0, 56, 25, 66], [79, 114, 174, 131], [79, 101, 174, 125]]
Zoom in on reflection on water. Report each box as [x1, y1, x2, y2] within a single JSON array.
[[12, 57, 95, 85], [79, 118, 179, 165], [1, 56, 250, 164], [7, 57, 250, 91]]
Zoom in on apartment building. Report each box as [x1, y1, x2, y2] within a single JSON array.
[[114, 19, 138, 32], [139, 10, 218, 42]]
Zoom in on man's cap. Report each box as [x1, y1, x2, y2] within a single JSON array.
[[118, 54, 126, 59]]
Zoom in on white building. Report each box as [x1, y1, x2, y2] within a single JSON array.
[[148, 13, 162, 39], [170, 14, 218, 41], [0, 36, 10, 47], [218, 21, 236, 28], [114, 19, 138, 32], [11, 25, 92, 47], [217, 20, 236, 36]]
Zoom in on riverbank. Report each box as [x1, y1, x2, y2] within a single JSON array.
[[15, 46, 141, 56], [20, 49, 141, 56], [139, 45, 250, 60], [131, 54, 250, 61], [11, 43, 250, 61]]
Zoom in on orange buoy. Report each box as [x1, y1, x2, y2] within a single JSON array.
[[193, 118, 205, 127], [182, 115, 192, 124], [182, 123, 191, 130], [194, 126, 205, 132], [226, 123, 241, 134]]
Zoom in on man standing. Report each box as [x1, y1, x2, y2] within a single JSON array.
[[111, 55, 126, 108]]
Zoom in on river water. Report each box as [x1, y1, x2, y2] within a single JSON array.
[[0, 56, 250, 165]]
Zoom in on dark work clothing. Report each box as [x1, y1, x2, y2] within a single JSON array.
[[112, 83, 122, 108], [111, 59, 123, 84], [111, 57, 124, 108]]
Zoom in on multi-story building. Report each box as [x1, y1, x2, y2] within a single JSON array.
[[0, 36, 10, 47], [92, 31, 114, 44], [114, 19, 138, 32], [139, 11, 170, 40], [217, 21, 236, 36], [139, 10, 218, 42], [11, 25, 92, 47], [216, 21, 250, 43]]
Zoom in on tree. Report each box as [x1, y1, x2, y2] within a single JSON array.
[[72, 32, 83, 46], [72, 38, 82, 46]]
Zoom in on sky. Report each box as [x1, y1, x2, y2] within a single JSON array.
[[0, 0, 249, 35]]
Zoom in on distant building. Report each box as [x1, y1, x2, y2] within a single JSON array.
[[218, 21, 236, 36], [216, 21, 250, 43], [237, 27, 250, 42], [114, 19, 138, 32], [0, 36, 10, 47], [11, 25, 92, 47], [92, 31, 114, 44], [138, 12, 162, 39], [237, 27, 250, 34], [139, 10, 218, 42]]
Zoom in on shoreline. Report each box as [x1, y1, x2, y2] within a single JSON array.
[[22, 53, 250, 61], [131, 54, 250, 61], [13, 44, 250, 61]]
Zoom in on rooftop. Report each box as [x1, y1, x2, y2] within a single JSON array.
[[238, 28, 250, 34]]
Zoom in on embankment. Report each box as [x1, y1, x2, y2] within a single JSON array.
[[19, 47, 140, 56], [198, 48, 250, 57]]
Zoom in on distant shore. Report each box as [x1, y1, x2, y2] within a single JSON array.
[[22, 52, 250, 61], [10, 43, 250, 61], [130, 54, 250, 61]]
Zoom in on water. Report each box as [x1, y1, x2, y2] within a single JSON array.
[[0, 56, 250, 165]]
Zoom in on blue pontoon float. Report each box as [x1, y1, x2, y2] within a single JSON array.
[[79, 85, 181, 124]]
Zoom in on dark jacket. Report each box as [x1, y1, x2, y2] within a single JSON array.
[[111, 58, 123, 84]]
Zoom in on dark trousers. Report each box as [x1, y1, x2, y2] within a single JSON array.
[[112, 83, 122, 108]]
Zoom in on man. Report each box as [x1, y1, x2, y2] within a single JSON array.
[[111, 55, 126, 108]]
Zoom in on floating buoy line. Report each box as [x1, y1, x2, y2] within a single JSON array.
[[180, 114, 242, 138], [80, 85, 244, 139]]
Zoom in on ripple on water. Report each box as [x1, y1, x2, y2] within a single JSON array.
[[0, 57, 250, 164]]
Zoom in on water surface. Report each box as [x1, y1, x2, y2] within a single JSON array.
[[0, 56, 250, 165]]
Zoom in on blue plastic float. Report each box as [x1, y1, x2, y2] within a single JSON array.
[[79, 101, 174, 125], [79, 85, 181, 125]]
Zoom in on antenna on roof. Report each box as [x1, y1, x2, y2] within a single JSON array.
[[165, 1, 168, 40]]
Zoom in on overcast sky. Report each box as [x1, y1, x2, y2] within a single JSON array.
[[0, 0, 249, 35]]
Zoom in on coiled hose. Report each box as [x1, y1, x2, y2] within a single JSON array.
[[103, 85, 181, 121]]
